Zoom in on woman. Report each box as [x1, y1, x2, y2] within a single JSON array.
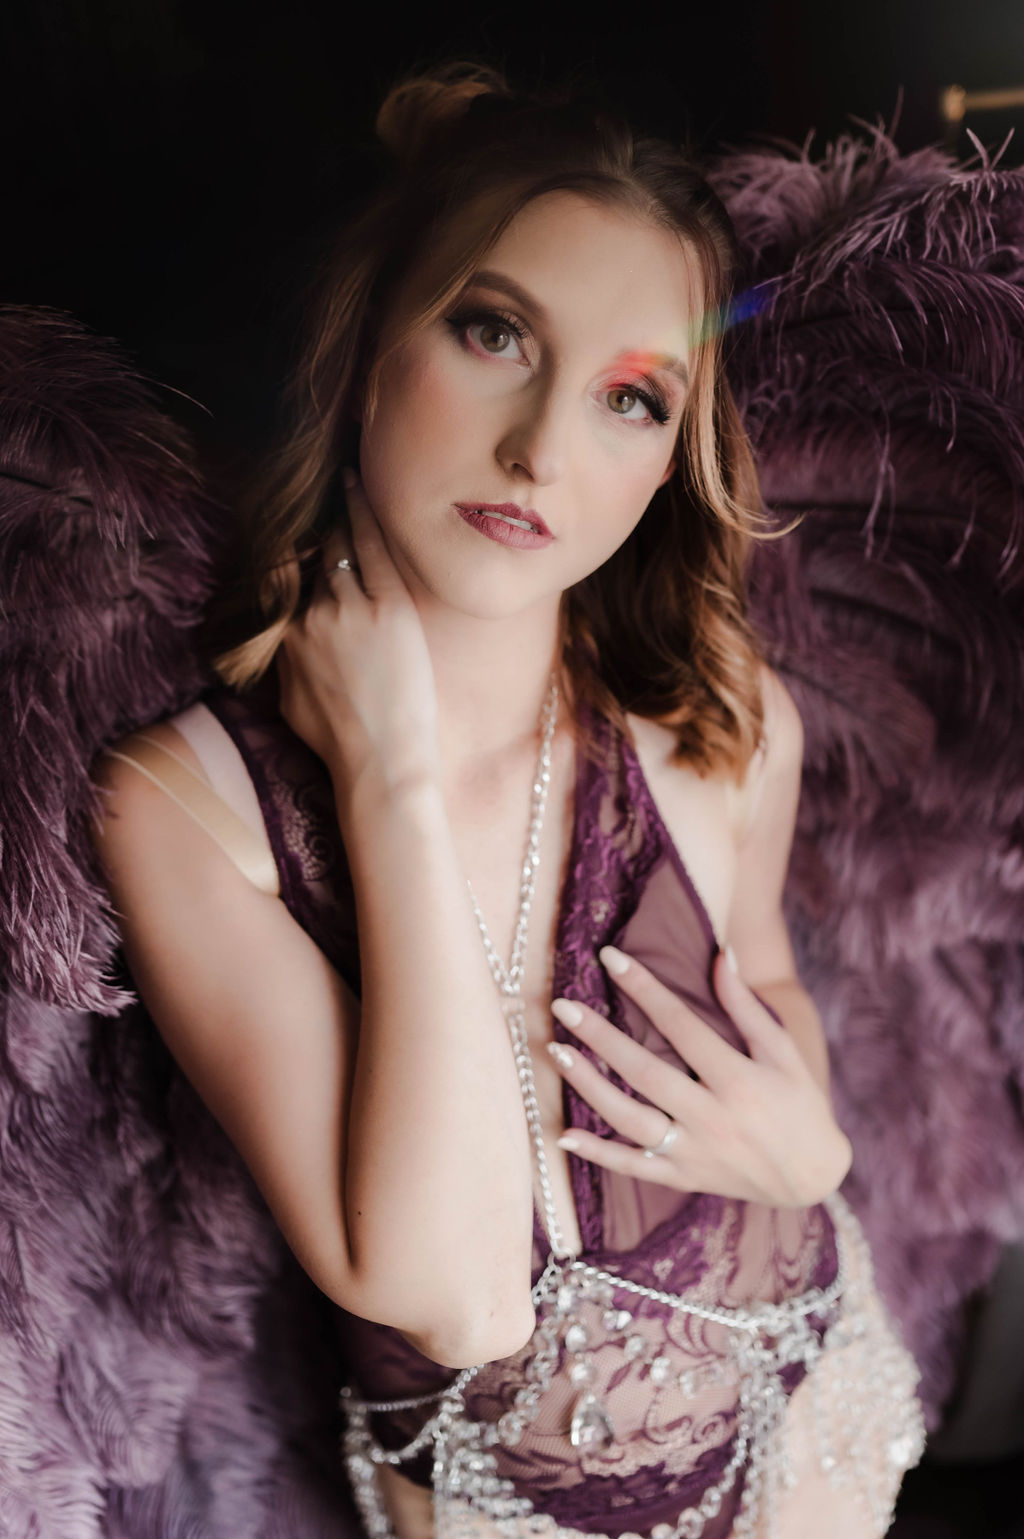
[[91, 64, 924, 1539]]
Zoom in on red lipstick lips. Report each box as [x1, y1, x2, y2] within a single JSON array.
[[455, 502, 554, 551]]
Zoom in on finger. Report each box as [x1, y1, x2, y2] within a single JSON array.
[[711, 951, 799, 1070], [322, 522, 355, 569], [545, 1039, 685, 1151], [343, 469, 403, 598], [598, 946, 744, 1090], [554, 1124, 685, 1183], [550, 997, 707, 1121], [319, 520, 363, 593]]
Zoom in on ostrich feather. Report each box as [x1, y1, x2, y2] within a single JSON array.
[[0, 309, 356, 1535], [0, 306, 224, 1013], [712, 131, 1024, 1429]]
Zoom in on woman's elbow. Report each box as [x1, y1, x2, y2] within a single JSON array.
[[341, 1225, 537, 1367], [405, 1300, 538, 1369], [331, 1268, 537, 1368]]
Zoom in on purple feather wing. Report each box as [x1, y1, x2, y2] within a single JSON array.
[[0, 307, 356, 1536], [712, 134, 1024, 1430], [0, 304, 223, 1013]]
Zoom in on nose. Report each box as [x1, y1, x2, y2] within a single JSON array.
[[494, 377, 573, 486]]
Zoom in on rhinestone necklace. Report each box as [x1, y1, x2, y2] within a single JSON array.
[[464, 669, 572, 1258], [338, 673, 926, 1539]]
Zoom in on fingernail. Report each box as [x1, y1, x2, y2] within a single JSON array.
[[547, 1042, 575, 1069], [725, 944, 739, 975], [599, 945, 629, 976], [557, 1133, 580, 1152], [551, 998, 583, 1028]]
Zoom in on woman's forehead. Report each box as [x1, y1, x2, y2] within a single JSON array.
[[409, 188, 701, 361], [467, 192, 699, 358]]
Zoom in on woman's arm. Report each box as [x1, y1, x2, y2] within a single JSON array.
[[91, 742, 536, 1370], [329, 758, 538, 1352], [725, 665, 832, 1099]]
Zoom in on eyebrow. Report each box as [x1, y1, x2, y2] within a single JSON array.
[[466, 268, 690, 387]]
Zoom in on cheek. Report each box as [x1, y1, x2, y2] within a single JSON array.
[[574, 449, 670, 567], [359, 354, 432, 501], [362, 348, 466, 484], [593, 451, 668, 523]]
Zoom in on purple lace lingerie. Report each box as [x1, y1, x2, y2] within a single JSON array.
[[202, 677, 924, 1539]]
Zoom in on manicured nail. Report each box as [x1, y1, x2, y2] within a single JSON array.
[[551, 998, 583, 1028], [557, 1133, 580, 1152], [599, 945, 630, 976], [547, 1042, 575, 1070], [725, 944, 739, 975]]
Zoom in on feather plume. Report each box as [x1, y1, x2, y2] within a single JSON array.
[[0, 306, 226, 1013], [712, 131, 1024, 1429], [0, 309, 356, 1534]]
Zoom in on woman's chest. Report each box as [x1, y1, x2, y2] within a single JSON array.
[[625, 714, 740, 948], [444, 718, 741, 1259]]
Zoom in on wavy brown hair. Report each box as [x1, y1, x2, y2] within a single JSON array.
[[206, 62, 770, 777]]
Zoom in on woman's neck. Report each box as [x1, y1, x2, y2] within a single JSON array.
[[416, 595, 566, 784]]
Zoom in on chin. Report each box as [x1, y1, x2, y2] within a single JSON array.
[[418, 561, 560, 622]]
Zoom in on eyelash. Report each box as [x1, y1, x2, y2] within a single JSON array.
[[443, 305, 672, 426]]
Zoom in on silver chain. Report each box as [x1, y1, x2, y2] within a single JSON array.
[[342, 675, 926, 1539], [465, 671, 574, 1257]]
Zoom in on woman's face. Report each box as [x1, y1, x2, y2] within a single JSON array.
[[356, 190, 698, 619]]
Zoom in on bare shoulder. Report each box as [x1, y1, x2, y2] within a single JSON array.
[[92, 702, 272, 864], [728, 664, 804, 845], [96, 702, 231, 783], [758, 663, 803, 762], [91, 714, 197, 852], [92, 711, 207, 795]]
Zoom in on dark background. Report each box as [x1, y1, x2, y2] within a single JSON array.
[[3, 0, 1023, 476], [3, 2, 1024, 1533]]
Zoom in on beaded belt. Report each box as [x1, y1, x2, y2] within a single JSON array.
[[339, 1191, 925, 1539]]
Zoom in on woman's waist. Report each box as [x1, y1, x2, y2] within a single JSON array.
[[340, 1194, 842, 1465], [336, 1193, 841, 1417]]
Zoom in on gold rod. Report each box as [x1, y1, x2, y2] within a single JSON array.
[[942, 83, 1024, 123]]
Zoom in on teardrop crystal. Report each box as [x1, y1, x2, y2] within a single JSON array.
[[569, 1393, 615, 1452]]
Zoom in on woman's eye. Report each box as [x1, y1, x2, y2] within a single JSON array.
[[605, 384, 669, 425], [471, 319, 522, 356], [446, 308, 528, 361], [607, 386, 647, 419]]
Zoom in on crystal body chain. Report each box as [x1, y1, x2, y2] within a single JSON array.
[[339, 675, 925, 1539]]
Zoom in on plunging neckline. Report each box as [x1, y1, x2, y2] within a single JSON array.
[[531, 704, 721, 1264], [203, 677, 720, 1267]]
